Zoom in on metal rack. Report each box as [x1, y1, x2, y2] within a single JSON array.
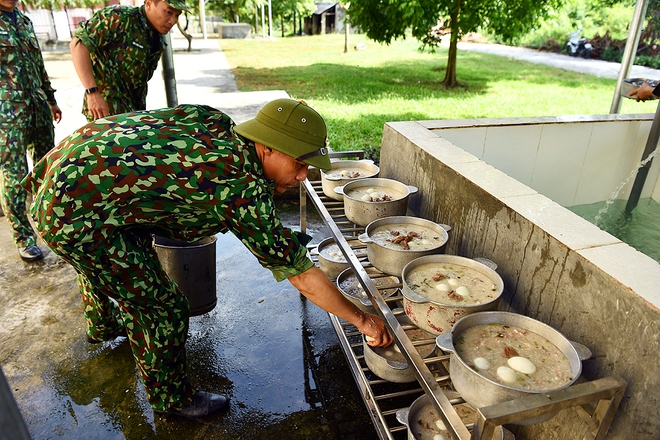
[[299, 168, 628, 440]]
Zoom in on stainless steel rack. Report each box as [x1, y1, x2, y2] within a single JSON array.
[[299, 168, 627, 440]]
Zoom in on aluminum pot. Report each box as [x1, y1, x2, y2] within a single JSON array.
[[334, 177, 418, 227], [362, 313, 436, 383], [401, 255, 504, 335], [358, 216, 450, 276], [435, 311, 584, 425], [336, 267, 399, 313], [396, 392, 505, 440], [309, 237, 365, 279], [321, 159, 380, 201]]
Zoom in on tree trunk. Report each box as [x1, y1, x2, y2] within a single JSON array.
[[293, 10, 297, 35], [442, 7, 465, 88], [344, 19, 349, 53], [281, 14, 284, 37]]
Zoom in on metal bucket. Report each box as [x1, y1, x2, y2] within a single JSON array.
[[153, 236, 218, 317]]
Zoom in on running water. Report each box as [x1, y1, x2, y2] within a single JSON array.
[[594, 149, 660, 226]]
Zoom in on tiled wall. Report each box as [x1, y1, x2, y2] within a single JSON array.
[[379, 119, 660, 439], [420, 114, 660, 206]]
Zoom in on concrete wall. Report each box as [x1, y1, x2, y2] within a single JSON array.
[[379, 120, 660, 439], [426, 114, 660, 206], [219, 23, 251, 39]]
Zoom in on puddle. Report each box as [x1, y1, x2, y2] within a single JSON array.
[[2, 198, 377, 439]]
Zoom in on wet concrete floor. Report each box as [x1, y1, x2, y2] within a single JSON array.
[[0, 198, 381, 439]]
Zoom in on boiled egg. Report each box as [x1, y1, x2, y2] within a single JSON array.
[[435, 283, 451, 292], [496, 366, 518, 384], [360, 193, 372, 201], [508, 356, 537, 375], [473, 357, 490, 370], [455, 286, 471, 297], [434, 418, 447, 430], [447, 278, 460, 287]]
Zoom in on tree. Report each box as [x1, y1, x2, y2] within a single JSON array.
[[347, 0, 564, 87]]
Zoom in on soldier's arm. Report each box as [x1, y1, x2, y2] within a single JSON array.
[[70, 37, 109, 119], [70, 37, 96, 92]]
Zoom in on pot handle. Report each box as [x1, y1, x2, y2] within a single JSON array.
[[435, 333, 455, 353], [569, 340, 593, 361], [359, 287, 401, 307], [358, 232, 372, 244], [401, 286, 429, 304], [406, 185, 418, 194], [359, 159, 375, 165], [385, 358, 410, 370], [474, 257, 497, 271], [439, 223, 452, 232], [395, 408, 410, 427], [333, 185, 346, 195], [309, 245, 319, 256]]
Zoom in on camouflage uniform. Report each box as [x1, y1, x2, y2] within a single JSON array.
[[22, 104, 314, 411], [73, 5, 165, 121], [0, 9, 57, 249]]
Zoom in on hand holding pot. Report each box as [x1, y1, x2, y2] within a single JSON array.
[[360, 314, 393, 348], [288, 266, 393, 347]]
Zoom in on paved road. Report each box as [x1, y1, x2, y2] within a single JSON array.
[[43, 35, 287, 144], [457, 41, 660, 79]]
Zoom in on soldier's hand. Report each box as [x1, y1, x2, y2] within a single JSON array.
[[50, 104, 62, 123], [86, 93, 110, 120], [359, 313, 393, 347]]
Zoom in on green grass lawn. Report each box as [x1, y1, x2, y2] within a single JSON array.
[[219, 33, 657, 160]]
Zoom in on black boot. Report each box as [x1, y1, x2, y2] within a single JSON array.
[[158, 391, 229, 419], [19, 245, 43, 262]]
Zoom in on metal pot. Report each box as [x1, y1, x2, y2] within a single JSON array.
[[401, 255, 504, 335], [396, 392, 506, 440], [310, 237, 366, 279], [362, 312, 436, 383], [358, 216, 450, 276], [334, 178, 418, 226], [336, 267, 399, 313], [321, 159, 380, 201], [435, 311, 584, 425]]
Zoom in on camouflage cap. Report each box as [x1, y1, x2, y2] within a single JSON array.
[[163, 0, 189, 12], [234, 99, 331, 170]]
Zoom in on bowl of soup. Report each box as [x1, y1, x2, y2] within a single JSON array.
[[435, 311, 584, 425], [396, 392, 505, 440], [401, 255, 504, 335], [358, 216, 451, 276], [321, 159, 380, 201], [334, 178, 417, 227], [336, 267, 399, 312]]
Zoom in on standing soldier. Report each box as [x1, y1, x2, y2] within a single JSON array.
[[70, 0, 188, 121], [0, 0, 62, 261]]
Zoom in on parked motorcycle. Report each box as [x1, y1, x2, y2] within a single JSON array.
[[566, 28, 593, 59]]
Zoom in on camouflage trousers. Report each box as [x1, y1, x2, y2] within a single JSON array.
[[0, 106, 54, 248], [50, 229, 195, 411]]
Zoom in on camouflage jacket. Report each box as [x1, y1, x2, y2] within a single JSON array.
[[73, 5, 164, 120], [0, 10, 56, 128], [24, 105, 314, 281]]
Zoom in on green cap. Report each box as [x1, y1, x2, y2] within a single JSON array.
[[164, 0, 189, 11], [234, 98, 331, 170]]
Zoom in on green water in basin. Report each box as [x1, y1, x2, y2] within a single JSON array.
[[568, 198, 660, 264]]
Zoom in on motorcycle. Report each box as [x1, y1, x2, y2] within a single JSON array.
[[566, 28, 593, 59]]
